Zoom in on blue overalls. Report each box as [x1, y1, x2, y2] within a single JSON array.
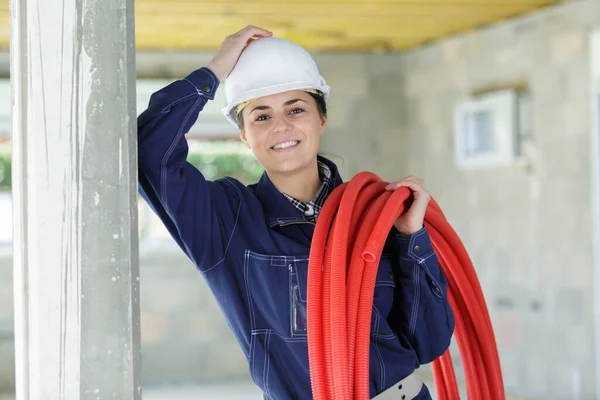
[[137, 67, 455, 400]]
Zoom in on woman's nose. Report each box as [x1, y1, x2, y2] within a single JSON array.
[[272, 115, 293, 133]]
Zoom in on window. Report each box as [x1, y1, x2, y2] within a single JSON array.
[[454, 89, 519, 169]]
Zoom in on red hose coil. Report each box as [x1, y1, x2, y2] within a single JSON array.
[[307, 171, 505, 399]]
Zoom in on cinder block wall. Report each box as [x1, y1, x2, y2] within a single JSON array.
[[136, 247, 250, 384], [1, 0, 598, 398], [316, 1, 598, 398]]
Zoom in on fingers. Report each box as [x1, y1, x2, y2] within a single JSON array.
[[209, 26, 273, 80], [223, 25, 272, 51], [386, 176, 426, 192], [386, 176, 430, 203], [230, 26, 273, 52], [403, 175, 425, 188], [236, 25, 273, 40], [388, 176, 429, 234]]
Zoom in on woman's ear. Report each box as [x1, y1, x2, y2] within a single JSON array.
[[240, 129, 251, 149], [319, 115, 327, 135]]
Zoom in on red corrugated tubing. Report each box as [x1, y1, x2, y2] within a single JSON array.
[[307, 171, 505, 400]]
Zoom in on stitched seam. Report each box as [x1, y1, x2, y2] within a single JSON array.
[[422, 263, 439, 281], [408, 230, 428, 263], [202, 194, 241, 273], [160, 97, 202, 208], [371, 306, 385, 392], [276, 335, 309, 343], [396, 227, 426, 242], [399, 252, 435, 263], [374, 339, 385, 393], [249, 330, 256, 386], [372, 304, 380, 333], [409, 262, 420, 337], [184, 69, 217, 98], [268, 217, 304, 227], [245, 251, 309, 263], [264, 332, 272, 398], [277, 217, 301, 223], [422, 253, 436, 261], [375, 282, 396, 288], [200, 69, 217, 95], [373, 333, 397, 340], [421, 261, 443, 297], [289, 264, 296, 336], [251, 329, 309, 343], [183, 78, 199, 92], [252, 329, 275, 335], [244, 250, 262, 392], [159, 92, 199, 113], [244, 250, 257, 337]]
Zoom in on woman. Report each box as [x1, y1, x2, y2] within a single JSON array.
[[137, 25, 454, 400]]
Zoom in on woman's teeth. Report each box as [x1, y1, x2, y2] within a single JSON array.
[[272, 141, 299, 149]]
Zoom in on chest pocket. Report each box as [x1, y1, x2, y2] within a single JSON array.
[[245, 251, 309, 339], [245, 250, 398, 339]]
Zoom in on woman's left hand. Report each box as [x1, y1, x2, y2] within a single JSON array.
[[385, 176, 431, 235]]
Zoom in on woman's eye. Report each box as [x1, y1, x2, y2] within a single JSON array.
[[255, 114, 270, 121], [290, 108, 305, 115]]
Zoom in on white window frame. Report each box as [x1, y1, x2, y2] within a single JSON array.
[[453, 89, 519, 170]]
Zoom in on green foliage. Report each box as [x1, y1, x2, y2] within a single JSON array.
[[0, 152, 10, 191], [186, 145, 264, 185], [0, 141, 264, 191]]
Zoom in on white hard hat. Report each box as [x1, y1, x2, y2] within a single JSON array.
[[221, 37, 331, 126]]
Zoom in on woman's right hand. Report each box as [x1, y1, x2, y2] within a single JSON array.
[[207, 25, 273, 81]]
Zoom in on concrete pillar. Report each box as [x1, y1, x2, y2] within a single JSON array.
[[9, 0, 141, 399]]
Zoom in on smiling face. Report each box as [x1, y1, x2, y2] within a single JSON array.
[[239, 90, 327, 176]]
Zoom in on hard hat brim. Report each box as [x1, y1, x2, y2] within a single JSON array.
[[222, 79, 330, 127]]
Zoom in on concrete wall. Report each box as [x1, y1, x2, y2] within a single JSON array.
[[1, 0, 599, 398], [0, 251, 249, 390], [316, 1, 599, 398], [395, 3, 598, 399], [0, 237, 251, 393]]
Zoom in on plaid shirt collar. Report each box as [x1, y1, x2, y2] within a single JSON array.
[[280, 161, 333, 222]]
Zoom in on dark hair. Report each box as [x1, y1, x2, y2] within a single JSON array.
[[234, 92, 327, 129]]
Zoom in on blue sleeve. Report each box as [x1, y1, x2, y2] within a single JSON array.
[[391, 227, 455, 364], [137, 67, 241, 272]]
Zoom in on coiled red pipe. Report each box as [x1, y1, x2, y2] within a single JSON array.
[[307, 171, 504, 400]]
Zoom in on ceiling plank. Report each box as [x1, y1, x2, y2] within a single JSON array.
[[0, 0, 569, 51], [134, 2, 556, 17]]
